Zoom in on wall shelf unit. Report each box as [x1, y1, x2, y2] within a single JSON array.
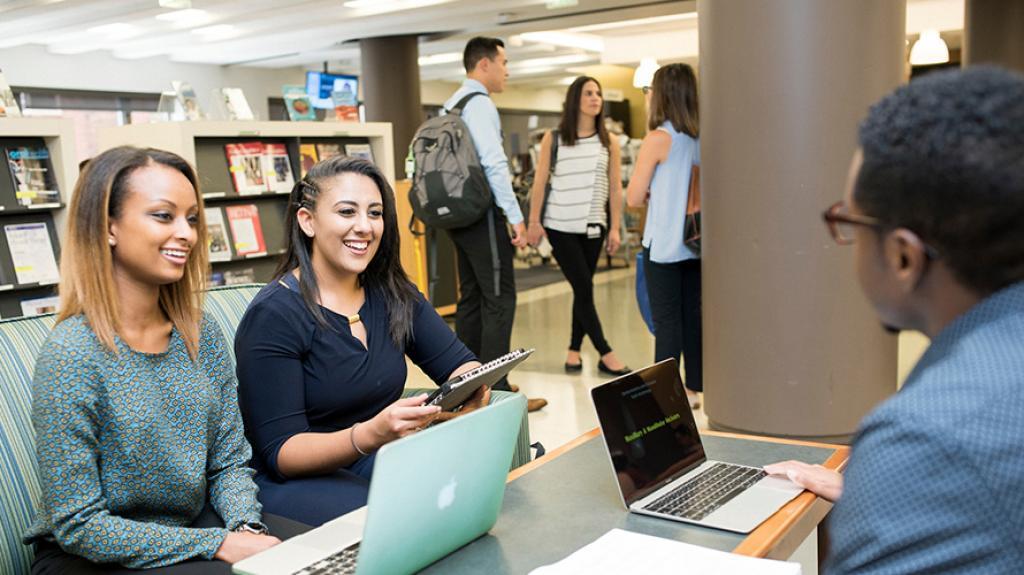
[[0, 117, 78, 319]]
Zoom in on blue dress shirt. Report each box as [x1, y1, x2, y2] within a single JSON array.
[[443, 79, 523, 225], [828, 280, 1024, 574]]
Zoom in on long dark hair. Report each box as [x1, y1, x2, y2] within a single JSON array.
[[558, 76, 611, 148], [275, 156, 418, 346], [649, 63, 699, 137]]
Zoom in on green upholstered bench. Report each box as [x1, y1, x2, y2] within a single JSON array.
[[0, 284, 531, 575]]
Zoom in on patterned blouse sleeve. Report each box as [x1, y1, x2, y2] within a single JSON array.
[[201, 319, 264, 531], [30, 329, 226, 569]]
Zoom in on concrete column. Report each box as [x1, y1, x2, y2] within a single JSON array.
[[698, 0, 905, 441], [964, 0, 1024, 72], [360, 35, 422, 180]]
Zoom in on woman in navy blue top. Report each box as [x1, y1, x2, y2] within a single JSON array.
[[235, 157, 481, 526]]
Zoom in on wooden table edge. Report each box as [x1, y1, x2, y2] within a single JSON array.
[[505, 427, 851, 560]]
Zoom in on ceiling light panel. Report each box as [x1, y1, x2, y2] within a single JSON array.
[[518, 31, 603, 53]]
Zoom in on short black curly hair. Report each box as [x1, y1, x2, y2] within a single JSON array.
[[855, 66, 1024, 296]]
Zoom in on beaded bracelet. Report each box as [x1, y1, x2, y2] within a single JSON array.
[[350, 422, 370, 456]]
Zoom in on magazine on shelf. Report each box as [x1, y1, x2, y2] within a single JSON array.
[[224, 267, 256, 285], [298, 144, 318, 177], [172, 81, 203, 120], [262, 143, 295, 194], [220, 87, 255, 121], [4, 222, 59, 285], [5, 146, 60, 207], [0, 70, 20, 118], [283, 85, 317, 121], [344, 143, 373, 163], [224, 204, 266, 256], [204, 207, 232, 262], [225, 142, 267, 195], [315, 143, 343, 161], [20, 295, 59, 317], [331, 79, 359, 121]]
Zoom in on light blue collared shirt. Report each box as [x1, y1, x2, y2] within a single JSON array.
[[443, 79, 523, 225]]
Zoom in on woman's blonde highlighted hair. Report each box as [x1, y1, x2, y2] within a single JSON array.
[[58, 146, 208, 359]]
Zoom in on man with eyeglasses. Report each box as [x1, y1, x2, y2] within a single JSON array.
[[765, 66, 1024, 573]]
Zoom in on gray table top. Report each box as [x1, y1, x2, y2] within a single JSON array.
[[422, 432, 837, 574]]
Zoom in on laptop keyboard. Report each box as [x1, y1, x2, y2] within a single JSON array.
[[645, 463, 767, 521], [291, 542, 360, 575]]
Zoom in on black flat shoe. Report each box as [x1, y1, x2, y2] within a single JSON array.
[[598, 360, 631, 377], [564, 362, 583, 373]]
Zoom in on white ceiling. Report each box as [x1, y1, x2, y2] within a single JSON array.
[[0, 0, 964, 87]]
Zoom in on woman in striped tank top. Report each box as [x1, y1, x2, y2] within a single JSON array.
[[526, 76, 631, 376], [626, 63, 703, 409]]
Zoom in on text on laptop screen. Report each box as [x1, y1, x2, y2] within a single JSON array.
[[592, 363, 706, 504]]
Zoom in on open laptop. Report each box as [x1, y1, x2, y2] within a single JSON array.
[[233, 394, 527, 575], [591, 359, 802, 533]]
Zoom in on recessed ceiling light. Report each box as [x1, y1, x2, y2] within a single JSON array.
[[518, 31, 603, 53], [86, 22, 141, 40], [418, 52, 462, 66], [155, 8, 210, 26]]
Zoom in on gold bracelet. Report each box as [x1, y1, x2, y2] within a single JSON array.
[[350, 422, 370, 456]]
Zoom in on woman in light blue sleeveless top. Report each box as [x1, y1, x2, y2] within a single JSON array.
[[626, 63, 703, 409]]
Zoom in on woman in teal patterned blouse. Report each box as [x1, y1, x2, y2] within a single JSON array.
[[23, 147, 301, 573]]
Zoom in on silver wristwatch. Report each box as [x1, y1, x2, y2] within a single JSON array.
[[233, 522, 269, 535]]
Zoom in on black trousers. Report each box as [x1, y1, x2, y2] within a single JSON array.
[[31, 506, 310, 575], [546, 227, 612, 356], [446, 210, 517, 391], [643, 249, 703, 392]]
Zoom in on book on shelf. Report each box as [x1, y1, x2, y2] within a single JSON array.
[[20, 295, 59, 317], [225, 142, 267, 195], [172, 80, 203, 121], [224, 267, 256, 285], [298, 144, 318, 177], [262, 143, 295, 194], [224, 204, 266, 256], [5, 146, 60, 207], [316, 143, 343, 161], [204, 207, 233, 262], [220, 87, 255, 121], [3, 222, 59, 286], [283, 85, 317, 121], [344, 143, 373, 163], [209, 271, 226, 287], [331, 79, 359, 122], [0, 69, 20, 118]]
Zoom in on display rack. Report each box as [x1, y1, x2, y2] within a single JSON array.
[[99, 121, 395, 286], [0, 117, 77, 319]]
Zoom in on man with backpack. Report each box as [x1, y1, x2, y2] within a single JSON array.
[[440, 36, 545, 411]]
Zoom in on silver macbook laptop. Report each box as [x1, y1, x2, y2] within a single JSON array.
[[591, 359, 802, 533], [233, 394, 527, 575]]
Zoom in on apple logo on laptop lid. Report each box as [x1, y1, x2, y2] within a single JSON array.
[[438, 476, 458, 510]]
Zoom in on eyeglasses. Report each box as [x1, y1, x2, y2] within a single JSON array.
[[822, 201, 882, 245], [822, 201, 940, 258]]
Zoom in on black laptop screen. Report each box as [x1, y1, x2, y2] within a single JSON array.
[[591, 359, 706, 504]]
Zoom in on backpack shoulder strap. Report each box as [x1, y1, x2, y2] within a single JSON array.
[[446, 91, 484, 116]]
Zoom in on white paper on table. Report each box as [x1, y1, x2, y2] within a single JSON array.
[[529, 529, 802, 575], [4, 223, 59, 285]]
